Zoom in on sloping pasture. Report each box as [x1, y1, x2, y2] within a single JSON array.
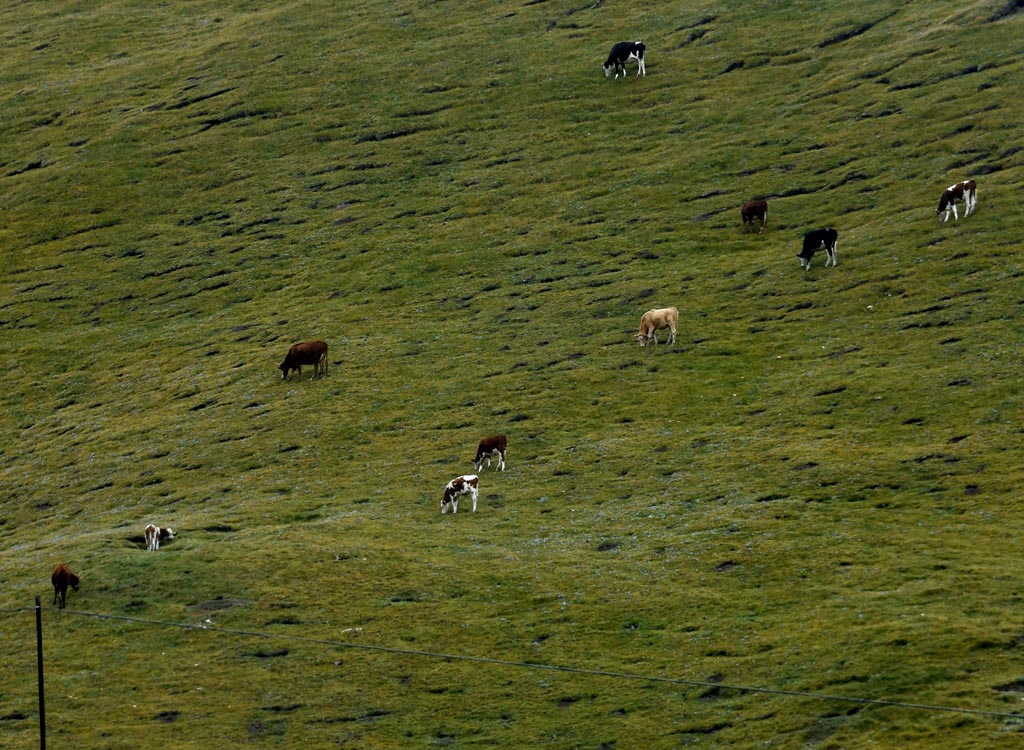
[[1, 1, 1023, 747]]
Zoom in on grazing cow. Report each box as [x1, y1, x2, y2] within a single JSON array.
[[636, 307, 679, 347], [51, 563, 80, 609], [474, 435, 507, 472], [604, 41, 646, 78], [145, 524, 175, 552], [279, 340, 328, 380], [741, 199, 768, 233], [797, 228, 838, 270], [442, 475, 479, 514], [936, 179, 977, 222]]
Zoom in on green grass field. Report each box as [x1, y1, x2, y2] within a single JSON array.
[[2, 1, 1023, 747]]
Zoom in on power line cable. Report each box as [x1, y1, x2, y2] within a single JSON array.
[[24, 605, 1022, 722]]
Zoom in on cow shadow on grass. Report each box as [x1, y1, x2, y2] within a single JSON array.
[[124, 523, 236, 550]]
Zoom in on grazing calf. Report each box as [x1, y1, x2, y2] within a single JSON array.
[[636, 307, 679, 347], [51, 563, 80, 609], [797, 228, 838, 270], [474, 435, 507, 472], [442, 475, 479, 514], [145, 524, 175, 551], [741, 199, 768, 233], [279, 340, 328, 380], [936, 179, 977, 221], [604, 41, 646, 78]]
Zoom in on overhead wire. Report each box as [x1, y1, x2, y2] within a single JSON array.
[[5, 604, 1021, 721]]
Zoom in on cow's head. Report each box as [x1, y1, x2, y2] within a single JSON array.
[[636, 332, 649, 347], [162, 527, 176, 541], [603, 63, 614, 78], [69, 574, 80, 591]]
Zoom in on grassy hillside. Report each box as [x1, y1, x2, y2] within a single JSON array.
[[2, 0, 1023, 747]]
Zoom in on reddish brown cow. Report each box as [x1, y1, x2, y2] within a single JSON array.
[[51, 563, 80, 609], [474, 435, 507, 472], [741, 199, 768, 233], [279, 340, 328, 380]]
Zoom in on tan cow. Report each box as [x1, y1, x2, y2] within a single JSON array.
[[636, 307, 678, 347]]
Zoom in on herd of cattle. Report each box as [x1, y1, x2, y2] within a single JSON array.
[[49, 436, 506, 605], [604, 41, 979, 268], [44, 43, 982, 608]]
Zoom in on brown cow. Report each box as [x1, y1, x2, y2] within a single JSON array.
[[474, 435, 507, 472], [51, 563, 80, 609], [279, 340, 328, 380], [636, 307, 678, 347], [741, 199, 768, 233]]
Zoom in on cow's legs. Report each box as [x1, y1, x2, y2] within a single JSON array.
[[826, 243, 837, 267], [471, 489, 478, 512]]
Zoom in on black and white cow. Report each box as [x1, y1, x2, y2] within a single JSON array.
[[604, 41, 646, 79], [797, 228, 838, 270], [442, 475, 479, 514], [936, 179, 977, 222]]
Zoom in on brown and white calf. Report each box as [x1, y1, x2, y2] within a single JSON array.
[[145, 524, 175, 551], [936, 179, 977, 221], [279, 340, 328, 380], [51, 563, 80, 609], [636, 307, 679, 346], [474, 435, 507, 472], [442, 475, 479, 514], [740, 199, 768, 233]]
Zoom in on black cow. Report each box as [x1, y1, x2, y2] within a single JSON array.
[[604, 41, 646, 78], [797, 228, 838, 270]]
